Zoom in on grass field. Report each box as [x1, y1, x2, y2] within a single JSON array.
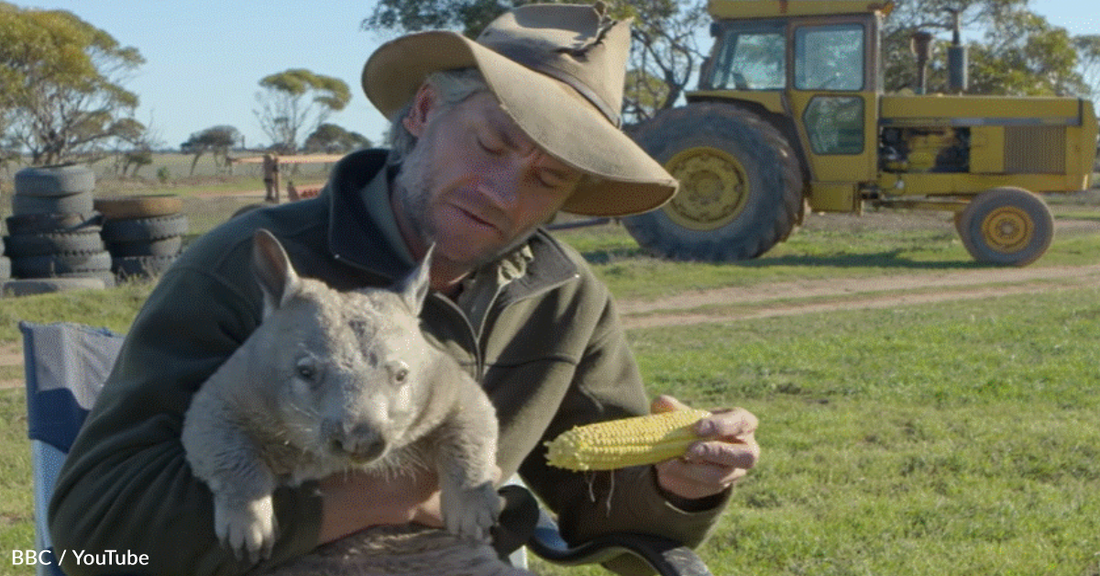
[[1, 172, 1099, 575]]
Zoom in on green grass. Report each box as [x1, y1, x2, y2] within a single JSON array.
[[0, 279, 153, 344], [553, 210, 1100, 301], [0, 388, 34, 576], [532, 287, 1100, 576]]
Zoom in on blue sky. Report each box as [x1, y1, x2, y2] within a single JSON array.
[[12, 1, 1099, 150]]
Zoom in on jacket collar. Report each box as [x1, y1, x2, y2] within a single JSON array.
[[323, 149, 579, 298]]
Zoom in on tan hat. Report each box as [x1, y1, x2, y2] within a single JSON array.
[[362, 3, 677, 217]]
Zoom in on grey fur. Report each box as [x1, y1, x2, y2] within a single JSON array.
[[181, 229, 501, 566], [255, 525, 535, 576]]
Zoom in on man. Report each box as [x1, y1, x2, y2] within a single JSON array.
[[49, 4, 759, 575]]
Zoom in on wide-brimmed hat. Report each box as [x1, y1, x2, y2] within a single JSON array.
[[362, 3, 677, 217]]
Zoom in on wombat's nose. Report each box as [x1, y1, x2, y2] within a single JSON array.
[[329, 426, 386, 463]]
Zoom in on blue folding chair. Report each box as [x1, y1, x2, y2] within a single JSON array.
[[21, 321, 124, 576], [21, 321, 712, 576]]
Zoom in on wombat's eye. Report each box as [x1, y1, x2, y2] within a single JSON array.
[[295, 358, 319, 382], [386, 360, 410, 385]]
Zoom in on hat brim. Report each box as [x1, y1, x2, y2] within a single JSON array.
[[362, 31, 677, 217]]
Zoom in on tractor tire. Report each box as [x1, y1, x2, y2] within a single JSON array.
[[3, 230, 105, 257], [5, 212, 104, 235], [106, 235, 183, 257], [623, 103, 804, 261], [101, 214, 189, 243], [11, 250, 112, 278], [954, 187, 1056, 267], [956, 187, 1053, 266], [94, 195, 183, 219], [12, 191, 95, 215], [14, 165, 95, 197]]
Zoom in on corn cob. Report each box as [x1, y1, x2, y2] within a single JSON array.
[[544, 409, 711, 471]]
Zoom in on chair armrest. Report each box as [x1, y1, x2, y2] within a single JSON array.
[[493, 485, 714, 576]]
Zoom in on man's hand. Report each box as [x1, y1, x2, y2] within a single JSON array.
[[317, 469, 444, 543], [651, 395, 759, 502], [317, 465, 503, 544]]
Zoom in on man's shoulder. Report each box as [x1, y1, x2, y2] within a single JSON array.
[[523, 228, 609, 299]]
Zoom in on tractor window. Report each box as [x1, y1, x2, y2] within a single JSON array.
[[708, 26, 785, 90], [794, 24, 865, 91], [804, 96, 865, 155]]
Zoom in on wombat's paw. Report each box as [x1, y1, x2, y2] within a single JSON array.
[[214, 495, 277, 563], [442, 481, 501, 542]]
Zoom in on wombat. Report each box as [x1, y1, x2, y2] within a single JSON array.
[[181, 229, 501, 564]]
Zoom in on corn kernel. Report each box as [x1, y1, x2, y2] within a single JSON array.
[[544, 409, 710, 471]]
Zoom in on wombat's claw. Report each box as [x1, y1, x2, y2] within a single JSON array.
[[442, 482, 502, 542], [214, 495, 277, 563]]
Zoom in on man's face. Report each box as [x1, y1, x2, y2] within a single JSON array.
[[393, 88, 582, 275]]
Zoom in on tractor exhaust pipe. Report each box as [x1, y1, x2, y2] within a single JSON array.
[[910, 31, 933, 95], [947, 9, 968, 93]]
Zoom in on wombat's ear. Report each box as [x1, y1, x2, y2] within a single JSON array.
[[252, 229, 302, 317], [396, 243, 433, 315]]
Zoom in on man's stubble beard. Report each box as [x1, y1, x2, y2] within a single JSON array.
[[393, 140, 541, 270]]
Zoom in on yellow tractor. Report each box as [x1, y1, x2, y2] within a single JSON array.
[[624, 0, 1098, 266]]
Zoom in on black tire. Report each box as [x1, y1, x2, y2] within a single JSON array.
[[0, 256, 10, 280], [12, 191, 95, 215], [622, 103, 804, 261], [14, 165, 95, 197], [102, 214, 189, 242], [1, 277, 107, 297], [94, 195, 183, 219], [107, 235, 183, 257], [112, 254, 178, 279], [11, 250, 112, 278], [956, 187, 1054, 266], [4, 230, 105, 257], [5, 212, 104, 235]]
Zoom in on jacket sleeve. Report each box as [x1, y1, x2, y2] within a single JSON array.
[[518, 284, 730, 576], [47, 245, 324, 576]]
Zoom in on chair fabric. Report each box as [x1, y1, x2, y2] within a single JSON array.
[[21, 321, 125, 576]]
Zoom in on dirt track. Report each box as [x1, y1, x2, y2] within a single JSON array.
[[619, 262, 1100, 329], [5, 256, 1100, 389]]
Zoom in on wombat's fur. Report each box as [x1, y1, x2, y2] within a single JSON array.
[[181, 229, 501, 565], [255, 524, 535, 576]]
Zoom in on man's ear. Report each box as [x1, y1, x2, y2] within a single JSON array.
[[402, 82, 438, 138]]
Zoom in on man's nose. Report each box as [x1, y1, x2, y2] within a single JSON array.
[[479, 156, 528, 210]]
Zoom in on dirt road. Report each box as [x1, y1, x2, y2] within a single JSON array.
[[5, 258, 1100, 389]]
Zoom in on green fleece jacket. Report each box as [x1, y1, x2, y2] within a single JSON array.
[[49, 150, 728, 576]]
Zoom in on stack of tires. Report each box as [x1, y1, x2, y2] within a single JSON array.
[[2, 165, 114, 295], [94, 194, 188, 280]]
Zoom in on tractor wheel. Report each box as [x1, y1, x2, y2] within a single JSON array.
[[623, 103, 804, 261], [956, 187, 1053, 266]]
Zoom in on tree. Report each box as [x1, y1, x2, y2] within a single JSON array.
[[361, 0, 707, 125], [882, 0, 1086, 97], [181, 125, 242, 175], [363, 0, 526, 38], [618, 0, 709, 123], [1075, 35, 1100, 103], [0, 2, 147, 165], [303, 123, 371, 154], [253, 69, 351, 154]]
